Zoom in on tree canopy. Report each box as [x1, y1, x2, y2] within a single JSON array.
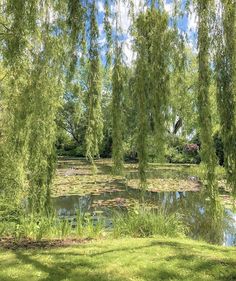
[[0, 0, 235, 213]]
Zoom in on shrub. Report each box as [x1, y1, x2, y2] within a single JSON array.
[[113, 206, 188, 238], [0, 211, 105, 241]]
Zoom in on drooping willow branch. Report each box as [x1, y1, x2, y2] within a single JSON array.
[[134, 8, 171, 187], [112, 45, 125, 174], [0, 0, 66, 213], [215, 0, 236, 195], [197, 0, 217, 192], [85, 0, 103, 164]]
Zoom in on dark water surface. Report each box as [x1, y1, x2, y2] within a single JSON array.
[[52, 187, 236, 247]]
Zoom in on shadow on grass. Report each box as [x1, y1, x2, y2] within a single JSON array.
[[139, 258, 236, 281], [1, 239, 236, 281], [1, 250, 131, 281], [137, 241, 236, 281]]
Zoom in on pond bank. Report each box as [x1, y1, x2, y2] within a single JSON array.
[[51, 158, 236, 246]]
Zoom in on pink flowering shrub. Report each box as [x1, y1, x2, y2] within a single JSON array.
[[184, 143, 199, 154]]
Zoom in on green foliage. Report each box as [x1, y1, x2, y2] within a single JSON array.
[[4, 0, 37, 62], [0, 1, 67, 213], [166, 138, 201, 164], [0, 211, 105, 241], [213, 132, 224, 166], [1, 0, 236, 242], [0, 207, 187, 241], [57, 85, 82, 146], [67, 0, 86, 77], [103, 0, 113, 67], [170, 45, 198, 136], [215, 0, 236, 194], [78, 212, 105, 238], [113, 206, 187, 238], [0, 198, 21, 223], [197, 0, 217, 191], [85, 1, 103, 164], [134, 8, 171, 186], [112, 46, 125, 174]]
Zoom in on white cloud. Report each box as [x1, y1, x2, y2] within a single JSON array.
[[112, 0, 146, 34], [99, 22, 104, 36], [187, 3, 197, 33], [113, 0, 145, 65], [98, 37, 106, 47], [164, 1, 174, 16], [133, 0, 146, 15], [98, 0, 200, 65], [186, 2, 198, 53], [186, 40, 197, 54], [115, 1, 131, 34], [97, 1, 104, 13], [122, 37, 136, 66]]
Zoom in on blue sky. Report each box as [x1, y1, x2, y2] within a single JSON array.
[[96, 0, 197, 65]]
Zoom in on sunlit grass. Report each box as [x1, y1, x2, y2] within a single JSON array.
[[0, 237, 236, 281]]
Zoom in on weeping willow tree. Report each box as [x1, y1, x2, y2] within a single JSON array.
[[112, 45, 125, 174], [215, 0, 236, 195], [170, 35, 187, 133], [104, 0, 112, 68], [26, 16, 66, 213], [85, 0, 103, 164], [58, 0, 87, 154], [0, 0, 39, 206], [134, 13, 150, 186], [67, 0, 86, 78], [0, 0, 67, 213], [197, 0, 217, 192], [110, 1, 126, 175], [169, 1, 190, 136], [134, 7, 171, 186]]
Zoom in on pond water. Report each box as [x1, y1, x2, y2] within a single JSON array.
[[52, 187, 236, 247]]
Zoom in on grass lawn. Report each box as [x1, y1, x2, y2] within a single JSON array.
[[1, 237, 236, 281]]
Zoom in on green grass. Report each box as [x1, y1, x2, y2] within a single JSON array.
[[0, 207, 186, 241], [0, 237, 236, 281], [113, 207, 187, 238], [0, 212, 106, 241]]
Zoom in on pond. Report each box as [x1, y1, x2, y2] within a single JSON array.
[[52, 188, 236, 247]]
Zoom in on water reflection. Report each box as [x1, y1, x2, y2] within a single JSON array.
[[52, 188, 236, 246]]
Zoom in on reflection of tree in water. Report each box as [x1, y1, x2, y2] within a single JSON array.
[[55, 195, 92, 216], [173, 189, 229, 244], [193, 191, 229, 245], [202, 192, 225, 244], [53, 186, 234, 245], [155, 189, 227, 245], [138, 189, 231, 246]]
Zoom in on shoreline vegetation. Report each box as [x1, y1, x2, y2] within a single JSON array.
[[0, 158, 234, 248]]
